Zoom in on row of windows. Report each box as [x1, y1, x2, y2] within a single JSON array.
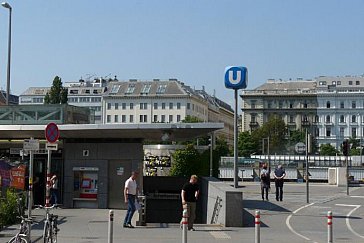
[[319, 80, 361, 86], [107, 102, 182, 110], [110, 84, 168, 95], [69, 89, 101, 95], [106, 114, 182, 123], [324, 127, 363, 138], [68, 97, 102, 103], [325, 101, 363, 109]]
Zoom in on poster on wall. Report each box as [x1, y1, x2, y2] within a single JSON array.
[[116, 167, 124, 176], [10, 165, 26, 190]]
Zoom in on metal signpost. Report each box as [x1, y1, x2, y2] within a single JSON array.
[[23, 137, 39, 242], [225, 66, 248, 188], [45, 123, 60, 207]]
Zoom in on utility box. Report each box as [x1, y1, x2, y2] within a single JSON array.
[[328, 168, 337, 185]]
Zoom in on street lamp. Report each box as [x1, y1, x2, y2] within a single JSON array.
[[2, 2, 12, 105]]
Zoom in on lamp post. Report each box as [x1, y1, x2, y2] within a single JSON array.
[[2, 2, 12, 105]]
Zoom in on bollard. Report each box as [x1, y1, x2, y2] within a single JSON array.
[[327, 211, 333, 243], [255, 210, 260, 243], [182, 206, 188, 243], [108, 210, 114, 243]]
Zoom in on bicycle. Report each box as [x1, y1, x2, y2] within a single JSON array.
[[35, 204, 60, 243], [7, 216, 32, 243]]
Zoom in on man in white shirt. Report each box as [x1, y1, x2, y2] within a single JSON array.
[[123, 171, 139, 228]]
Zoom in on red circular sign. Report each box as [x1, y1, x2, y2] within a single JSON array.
[[45, 123, 60, 143]]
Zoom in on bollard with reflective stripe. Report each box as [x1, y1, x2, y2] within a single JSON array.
[[108, 210, 114, 243], [327, 211, 333, 243], [182, 207, 188, 243], [255, 210, 260, 243]]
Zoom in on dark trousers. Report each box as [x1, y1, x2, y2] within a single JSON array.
[[124, 194, 136, 225], [261, 186, 269, 200], [275, 180, 284, 201]]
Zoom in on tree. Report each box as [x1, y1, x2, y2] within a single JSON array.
[[289, 130, 305, 144], [319, 144, 339, 156], [44, 76, 68, 104], [170, 144, 202, 177], [182, 115, 202, 123], [251, 115, 287, 154], [238, 131, 257, 157]]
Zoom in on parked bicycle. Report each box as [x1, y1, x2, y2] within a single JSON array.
[[7, 215, 32, 243], [35, 204, 60, 243]]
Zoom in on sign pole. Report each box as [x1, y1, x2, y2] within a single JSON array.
[[46, 149, 52, 207], [234, 89, 239, 188], [27, 138, 34, 243], [305, 128, 309, 203]]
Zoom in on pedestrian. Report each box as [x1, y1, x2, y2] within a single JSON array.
[[123, 171, 139, 228], [260, 163, 270, 201], [181, 175, 199, 231], [50, 174, 58, 205], [274, 164, 286, 201]]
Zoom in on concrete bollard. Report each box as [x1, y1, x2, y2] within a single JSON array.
[[327, 211, 333, 243], [255, 210, 260, 243], [108, 210, 114, 243], [182, 206, 188, 243]]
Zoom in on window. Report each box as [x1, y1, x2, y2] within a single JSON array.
[[352, 101, 356, 109], [340, 101, 344, 109], [107, 115, 111, 123], [187, 103, 191, 110], [70, 90, 78, 94], [125, 84, 135, 94], [177, 103, 181, 109], [162, 103, 166, 109], [340, 127, 345, 137], [278, 101, 283, 109], [130, 103, 134, 110], [153, 115, 158, 122], [85, 89, 90, 94], [141, 84, 151, 94], [251, 114, 257, 123], [129, 115, 134, 123], [122, 115, 126, 123], [302, 115, 308, 122], [326, 101, 331, 108], [314, 115, 319, 123], [326, 115, 331, 123], [289, 102, 293, 109], [169, 103, 173, 109], [122, 103, 126, 110], [352, 115, 357, 123], [251, 100, 256, 109], [326, 127, 331, 137], [349, 81, 353, 85], [110, 85, 120, 94], [332, 81, 336, 85], [139, 115, 147, 123], [156, 84, 167, 94], [115, 103, 119, 110], [303, 103, 308, 108], [267, 102, 272, 109], [161, 115, 166, 123], [169, 115, 173, 123], [356, 81, 360, 85], [337, 81, 341, 85], [114, 115, 118, 123], [340, 115, 345, 123], [289, 115, 294, 123], [154, 103, 158, 110], [352, 127, 357, 138], [177, 115, 181, 122], [107, 103, 112, 110], [140, 103, 148, 110]]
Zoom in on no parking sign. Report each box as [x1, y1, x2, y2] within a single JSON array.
[[45, 122, 60, 143]]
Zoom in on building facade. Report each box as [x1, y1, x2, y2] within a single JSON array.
[[102, 79, 234, 144], [241, 75, 364, 150]]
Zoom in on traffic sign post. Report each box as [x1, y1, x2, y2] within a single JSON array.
[[225, 66, 248, 188], [45, 123, 60, 207]]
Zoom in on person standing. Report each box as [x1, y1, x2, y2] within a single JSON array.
[[181, 175, 199, 231], [274, 164, 286, 201], [50, 174, 58, 205], [123, 171, 139, 228], [260, 164, 270, 201]]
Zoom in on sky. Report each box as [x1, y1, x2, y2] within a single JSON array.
[[0, 0, 364, 106]]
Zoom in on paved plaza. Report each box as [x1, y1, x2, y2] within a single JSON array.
[[1, 182, 363, 242]]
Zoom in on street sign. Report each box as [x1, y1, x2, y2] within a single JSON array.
[[23, 139, 40, 151], [45, 122, 60, 143], [46, 142, 58, 151], [224, 66, 248, 89], [295, 142, 306, 154]]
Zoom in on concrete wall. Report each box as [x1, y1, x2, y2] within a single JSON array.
[[63, 140, 143, 208], [201, 177, 243, 227]]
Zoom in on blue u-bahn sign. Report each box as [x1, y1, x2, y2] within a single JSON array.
[[224, 66, 248, 89]]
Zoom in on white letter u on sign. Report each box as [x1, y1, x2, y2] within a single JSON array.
[[228, 70, 241, 85]]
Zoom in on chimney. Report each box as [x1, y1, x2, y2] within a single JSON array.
[[202, 85, 205, 91]]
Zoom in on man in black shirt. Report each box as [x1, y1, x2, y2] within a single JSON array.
[[181, 175, 199, 231], [274, 164, 286, 201]]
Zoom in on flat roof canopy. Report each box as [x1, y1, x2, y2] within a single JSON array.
[[0, 123, 224, 141]]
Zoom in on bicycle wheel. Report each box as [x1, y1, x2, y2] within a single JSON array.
[[51, 220, 57, 243], [8, 235, 28, 243], [43, 222, 51, 243]]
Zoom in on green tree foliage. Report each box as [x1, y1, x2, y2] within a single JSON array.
[[0, 189, 20, 226], [252, 115, 287, 154], [44, 76, 68, 104], [289, 130, 305, 144], [170, 144, 202, 177], [319, 144, 339, 156], [181, 115, 203, 123], [238, 131, 257, 157]]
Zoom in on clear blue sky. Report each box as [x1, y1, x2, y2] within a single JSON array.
[[0, 0, 364, 106]]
